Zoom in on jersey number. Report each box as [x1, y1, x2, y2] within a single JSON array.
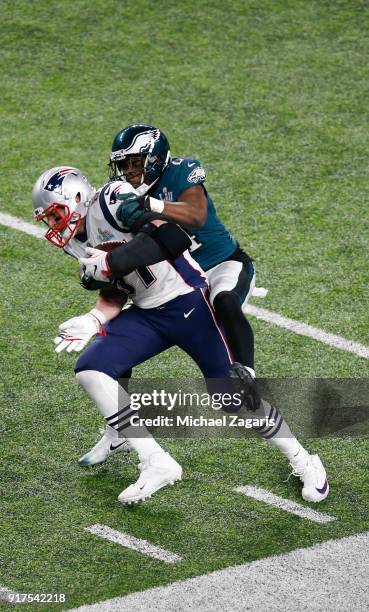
[[115, 239, 157, 289], [135, 265, 157, 288]]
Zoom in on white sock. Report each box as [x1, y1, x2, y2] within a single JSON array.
[[75, 370, 164, 461], [123, 433, 164, 461], [252, 398, 309, 463], [267, 436, 309, 465]]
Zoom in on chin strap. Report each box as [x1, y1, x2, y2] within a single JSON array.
[[135, 176, 160, 197]]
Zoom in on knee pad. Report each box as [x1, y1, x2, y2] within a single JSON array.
[[213, 291, 243, 320]]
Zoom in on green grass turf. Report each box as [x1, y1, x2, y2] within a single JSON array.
[[1, 226, 369, 610], [1, 0, 369, 609], [1, 0, 369, 344]]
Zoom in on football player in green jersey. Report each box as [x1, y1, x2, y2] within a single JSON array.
[[107, 125, 329, 503]]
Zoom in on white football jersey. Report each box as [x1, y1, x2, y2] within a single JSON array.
[[64, 180, 207, 309]]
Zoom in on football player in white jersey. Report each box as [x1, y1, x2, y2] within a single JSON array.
[[32, 166, 329, 505]]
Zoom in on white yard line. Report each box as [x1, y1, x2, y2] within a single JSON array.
[[234, 485, 336, 523], [1, 211, 368, 359], [85, 524, 182, 563], [0, 586, 22, 605], [68, 531, 369, 612], [0, 212, 44, 238], [245, 304, 369, 359]]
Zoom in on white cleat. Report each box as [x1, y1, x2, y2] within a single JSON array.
[[118, 451, 182, 504], [78, 426, 131, 466], [291, 454, 329, 503]]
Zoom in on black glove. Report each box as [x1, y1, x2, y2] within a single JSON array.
[[116, 192, 150, 229], [229, 362, 261, 412]]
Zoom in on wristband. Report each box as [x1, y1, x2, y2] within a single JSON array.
[[149, 197, 165, 213], [89, 308, 108, 326]]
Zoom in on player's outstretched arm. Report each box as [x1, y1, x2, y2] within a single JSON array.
[[117, 184, 207, 229], [54, 291, 125, 354], [79, 219, 192, 282]]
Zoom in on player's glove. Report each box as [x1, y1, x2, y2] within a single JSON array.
[[54, 309, 107, 353], [229, 362, 261, 412], [79, 247, 111, 282], [116, 191, 164, 229], [79, 265, 111, 290]]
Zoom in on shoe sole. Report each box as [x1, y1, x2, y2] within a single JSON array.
[[118, 474, 182, 505]]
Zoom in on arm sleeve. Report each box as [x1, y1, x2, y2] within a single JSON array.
[[107, 232, 166, 279], [106, 219, 191, 279]]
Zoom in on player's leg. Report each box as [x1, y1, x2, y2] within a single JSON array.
[[230, 364, 329, 502], [77, 369, 133, 466], [172, 288, 328, 502], [76, 369, 182, 503], [75, 307, 170, 465], [253, 396, 328, 502], [208, 254, 328, 501], [74, 306, 182, 502], [164, 287, 233, 378], [208, 252, 255, 370]]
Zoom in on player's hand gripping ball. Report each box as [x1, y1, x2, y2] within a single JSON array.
[[79, 247, 111, 282]]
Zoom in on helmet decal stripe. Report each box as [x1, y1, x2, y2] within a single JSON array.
[[99, 188, 130, 233], [44, 167, 75, 192], [125, 129, 160, 154]]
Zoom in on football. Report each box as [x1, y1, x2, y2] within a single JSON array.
[[94, 240, 127, 252]]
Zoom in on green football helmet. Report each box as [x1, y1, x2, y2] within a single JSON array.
[[109, 124, 171, 188]]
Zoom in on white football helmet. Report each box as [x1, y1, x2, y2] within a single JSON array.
[[32, 166, 96, 248]]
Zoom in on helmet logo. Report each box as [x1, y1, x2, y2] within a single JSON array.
[[125, 129, 160, 155], [44, 167, 75, 193]]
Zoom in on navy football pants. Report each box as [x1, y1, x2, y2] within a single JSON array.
[[75, 288, 233, 380]]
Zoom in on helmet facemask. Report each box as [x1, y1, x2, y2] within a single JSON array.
[[34, 202, 83, 248], [110, 154, 146, 188]]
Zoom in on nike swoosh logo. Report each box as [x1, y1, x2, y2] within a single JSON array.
[[139, 484, 146, 490], [316, 479, 328, 494], [188, 162, 196, 168], [184, 308, 195, 319], [109, 441, 126, 451], [93, 264, 98, 276]]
